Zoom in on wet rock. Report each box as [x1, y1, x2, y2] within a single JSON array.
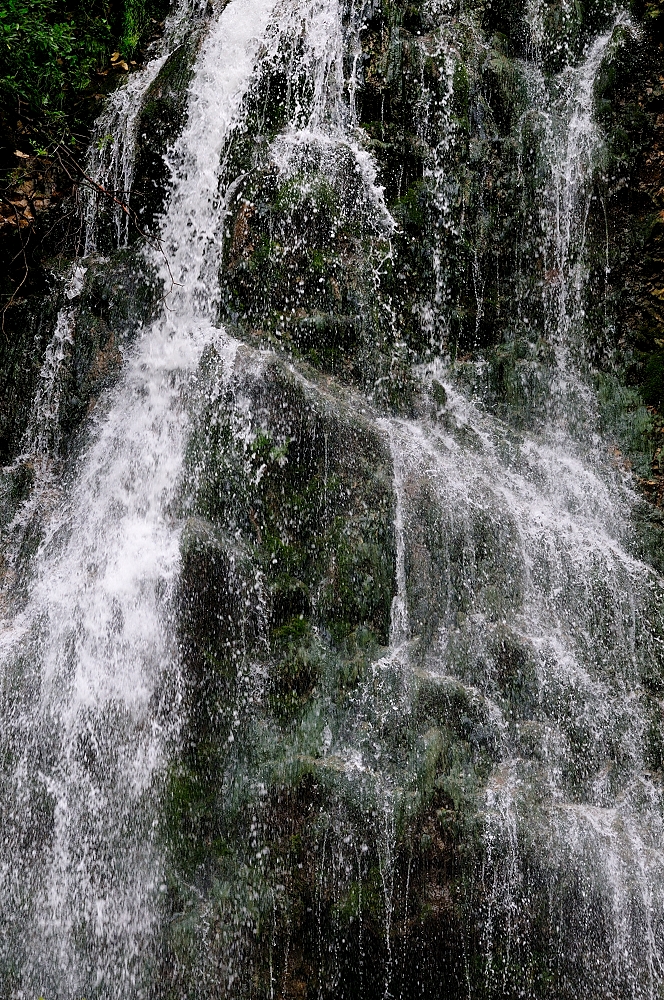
[[131, 32, 204, 231]]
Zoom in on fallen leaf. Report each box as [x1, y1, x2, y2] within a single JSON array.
[[14, 150, 29, 159], [110, 51, 121, 60]]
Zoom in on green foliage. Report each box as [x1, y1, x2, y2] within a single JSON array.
[[0, 0, 169, 144], [0, 0, 110, 119], [119, 0, 145, 53]]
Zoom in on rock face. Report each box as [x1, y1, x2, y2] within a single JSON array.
[[2, 0, 664, 998]]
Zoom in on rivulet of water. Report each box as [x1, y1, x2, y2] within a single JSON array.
[[82, 0, 208, 253], [0, 1, 205, 620], [81, 53, 169, 253]]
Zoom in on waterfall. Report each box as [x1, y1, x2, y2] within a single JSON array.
[[81, 52, 170, 253], [0, 0, 207, 618], [22, 265, 89, 460], [1, 0, 662, 996], [0, 0, 281, 994], [82, 0, 209, 252], [400, 21, 664, 1000]]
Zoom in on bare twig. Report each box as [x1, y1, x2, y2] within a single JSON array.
[[52, 143, 181, 296], [1, 125, 182, 342], [1, 195, 30, 339]]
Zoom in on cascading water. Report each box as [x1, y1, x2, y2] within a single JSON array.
[[0, 0, 208, 613], [1, 0, 663, 997], [0, 0, 284, 993], [382, 15, 664, 997], [401, 16, 664, 999]]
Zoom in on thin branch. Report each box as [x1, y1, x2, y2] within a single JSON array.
[[1, 127, 181, 340], [1, 195, 30, 339], [52, 143, 181, 296]]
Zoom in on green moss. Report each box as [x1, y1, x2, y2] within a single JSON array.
[[218, 159, 393, 386], [596, 373, 655, 478], [270, 618, 322, 719]]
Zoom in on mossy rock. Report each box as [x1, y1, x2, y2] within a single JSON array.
[[131, 31, 204, 231], [218, 151, 395, 391], [183, 346, 397, 647], [0, 294, 60, 462]]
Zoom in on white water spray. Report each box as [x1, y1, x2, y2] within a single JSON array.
[[0, 0, 281, 993]]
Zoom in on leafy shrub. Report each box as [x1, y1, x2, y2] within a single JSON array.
[[0, 0, 109, 117], [0, 0, 168, 141]]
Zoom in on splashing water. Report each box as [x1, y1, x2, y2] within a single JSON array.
[[82, 0, 209, 253], [0, 4, 206, 614], [387, 18, 664, 998]]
